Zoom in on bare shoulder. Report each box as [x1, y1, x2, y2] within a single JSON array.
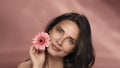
[[17, 60, 32, 68]]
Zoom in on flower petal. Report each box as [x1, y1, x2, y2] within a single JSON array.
[[32, 32, 50, 50]]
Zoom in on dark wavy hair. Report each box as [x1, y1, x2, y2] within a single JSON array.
[[45, 13, 95, 68]]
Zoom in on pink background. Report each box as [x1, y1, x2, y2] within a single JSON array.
[[0, 0, 120, 68]]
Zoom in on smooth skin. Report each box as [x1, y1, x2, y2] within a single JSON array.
[[17, 20, 80, 68]]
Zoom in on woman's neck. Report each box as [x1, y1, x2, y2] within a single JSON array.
[[44, 54, 63, 68]]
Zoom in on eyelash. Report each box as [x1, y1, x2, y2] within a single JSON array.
[[57, 28, 63, 33], [68, 38, 74, 45]]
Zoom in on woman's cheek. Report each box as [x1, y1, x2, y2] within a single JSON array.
[[63, 43, 75, 53], [51, 32, 61, 40]]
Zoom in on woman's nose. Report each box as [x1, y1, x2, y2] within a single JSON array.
[[57, 36, 64, 46]]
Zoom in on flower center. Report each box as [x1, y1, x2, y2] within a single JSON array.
[[39, 39, 43, 43], [38, 37, 46, 45]]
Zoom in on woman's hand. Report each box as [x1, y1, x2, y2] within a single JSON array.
[[29, 45, 45, 68]]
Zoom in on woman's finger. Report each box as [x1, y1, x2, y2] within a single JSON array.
[[29, 45, 45, 56], [29, 45, 35, 56]]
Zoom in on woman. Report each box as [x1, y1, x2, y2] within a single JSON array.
[[17, 13, 95, 68]]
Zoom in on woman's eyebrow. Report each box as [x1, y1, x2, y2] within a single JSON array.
[[57, 25, 64, 32]]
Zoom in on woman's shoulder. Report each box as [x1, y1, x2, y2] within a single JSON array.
[[17, 59, 32, 68]]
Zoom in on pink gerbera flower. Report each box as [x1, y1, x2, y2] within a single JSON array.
[[32, 32, 50, 50]]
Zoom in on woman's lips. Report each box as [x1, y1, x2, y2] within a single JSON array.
[[52, 43, 61, 51]]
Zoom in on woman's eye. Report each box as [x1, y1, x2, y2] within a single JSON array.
[[69, 38, 74, 45], [57, 28, 62, 33]]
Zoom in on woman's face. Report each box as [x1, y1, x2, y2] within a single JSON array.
[[47, 20, 80, 58]]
